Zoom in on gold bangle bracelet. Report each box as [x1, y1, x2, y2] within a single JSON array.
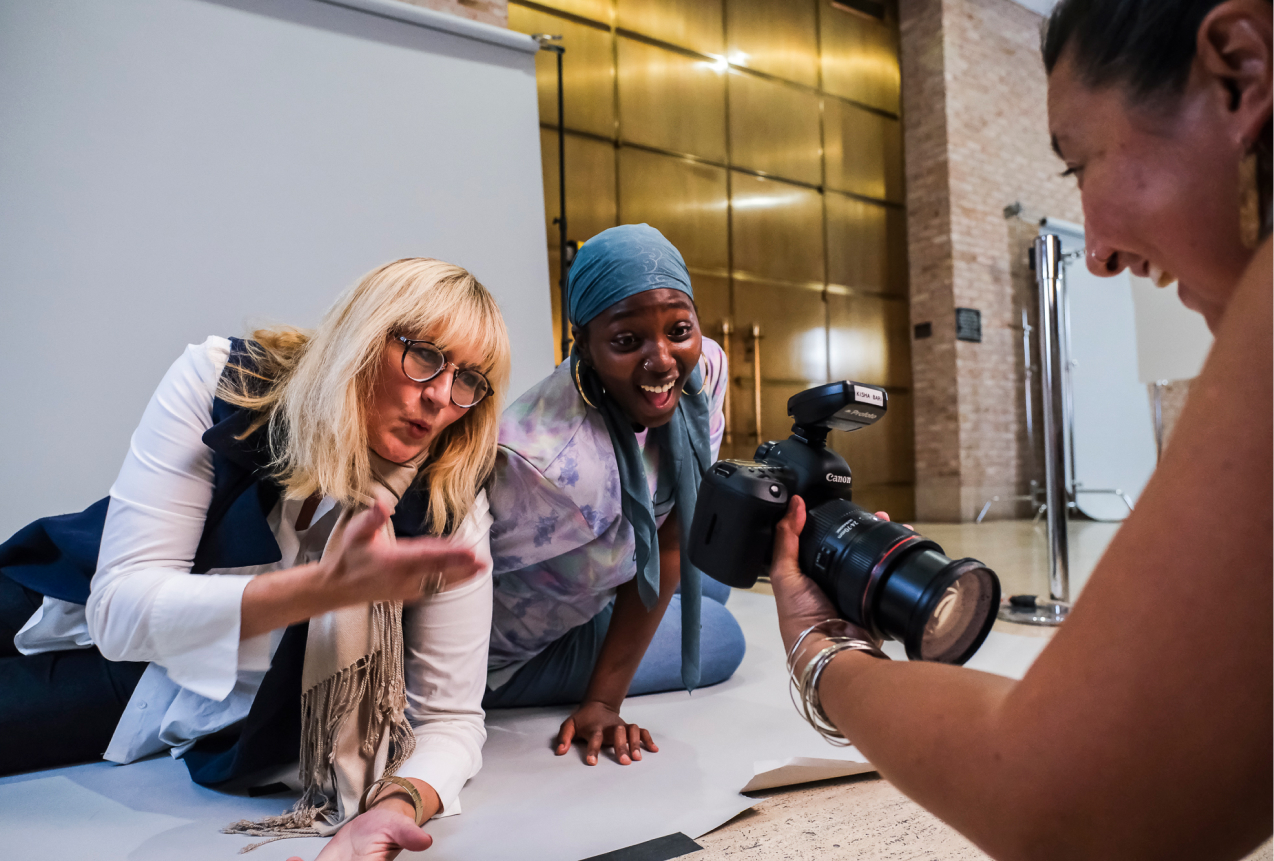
[[358, 776, 426, 827]]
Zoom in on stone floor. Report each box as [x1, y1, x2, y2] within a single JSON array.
[[696, 774, 1273, 860], [697, 518, 1271, 860]]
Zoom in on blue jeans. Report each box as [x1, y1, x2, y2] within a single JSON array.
[[483, 577, 744, 709]]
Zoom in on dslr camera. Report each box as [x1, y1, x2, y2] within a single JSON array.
[[688, 381, 1000, 665]]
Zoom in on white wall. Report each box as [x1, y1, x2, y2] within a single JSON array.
[[0, 0, 555, 535], [1128, 275, 1214, 383], [1046, 224, 1157, 520]]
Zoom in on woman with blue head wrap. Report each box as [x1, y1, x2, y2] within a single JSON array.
[[485, 224, 745, 766]]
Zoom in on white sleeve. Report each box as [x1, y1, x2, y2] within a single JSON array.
[[397, 489, 493, 817], [85, 336, 257, 703]]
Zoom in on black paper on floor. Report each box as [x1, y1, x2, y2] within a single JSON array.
[[579, 832, 702, 861]]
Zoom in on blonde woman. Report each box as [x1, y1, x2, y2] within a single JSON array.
[[0, 259, 511, 859]]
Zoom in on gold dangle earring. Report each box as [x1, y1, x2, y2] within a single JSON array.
[[1239, 142, 1262, 250]]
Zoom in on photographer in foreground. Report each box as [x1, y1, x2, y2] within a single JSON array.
[[769, 1, 1272, 859]]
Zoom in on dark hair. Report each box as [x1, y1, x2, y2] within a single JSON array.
[[1043, 0, 1272, 236], [1042, 0, 1227, 96]]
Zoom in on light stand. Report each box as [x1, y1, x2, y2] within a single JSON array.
[[532, 34, 573, 362], [1000, 234, 1071, 626]]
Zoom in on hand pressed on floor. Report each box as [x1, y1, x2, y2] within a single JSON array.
[[555, 700, 658, 766]]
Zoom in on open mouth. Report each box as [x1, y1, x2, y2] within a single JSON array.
[[638, 379, 678, 411]]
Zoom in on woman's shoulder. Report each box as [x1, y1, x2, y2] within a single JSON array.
[[700, 335, 725, 367], [171, 336, 233, 394], [498, 359, 597, 474], [491, 362, 622, 534], [140, 336, 234, 423], [449, 488, 494, 552]]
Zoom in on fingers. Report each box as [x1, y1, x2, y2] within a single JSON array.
[[585, 729, 603, 766], [639, 726, 658, 753], [873, 510, 914, 530], [627, 723, 643, 761], [613, 724, 632, 765], [346, 501, 391, 546], [382, 819, 433, 853], [388, 543, 481, 600], [555, 718, 575, 756], [770, 496, 807, 583], [778, 495, 807, 540], [396, 539, 479, 570]]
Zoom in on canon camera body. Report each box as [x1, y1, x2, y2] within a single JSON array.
[[688, 381, 1000, 665]]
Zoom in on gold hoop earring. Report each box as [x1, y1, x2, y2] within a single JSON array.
[[574, 359, 599, 410], [683, 375, 704, 396]]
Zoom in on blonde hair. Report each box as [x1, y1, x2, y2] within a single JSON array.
[[219, 258, 512, 535]]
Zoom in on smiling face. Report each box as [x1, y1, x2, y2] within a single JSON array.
[[1045, 3, 1272, 332], [1048, 57, 1252, 329], [575, 288, 703, 428], [366, 333, 481, 464]]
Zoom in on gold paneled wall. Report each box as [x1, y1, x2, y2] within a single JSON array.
[[510, 0, 914, 518]]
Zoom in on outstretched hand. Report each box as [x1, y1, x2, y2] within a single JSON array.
[[555, 700, 658, 766], [285, 808, 432, 861], [325, 501, 483, 605]]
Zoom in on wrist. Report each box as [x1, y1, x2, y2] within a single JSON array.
[[368, 786, 417, 819], [792, 636, 889, 745], [361, 777, 441, 825], [788, 619, 881, 674], [313, 555, 356, 609], [579, 689, 627, 712]]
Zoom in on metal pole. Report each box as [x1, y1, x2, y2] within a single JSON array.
[[1059, 261, 1078, 503], [533, 35, 570, 363], [751, 324, 763, 443], [1000, 234, 1070, 626], [554, 46, 570, 363], [1037, 234, 1071, 606]]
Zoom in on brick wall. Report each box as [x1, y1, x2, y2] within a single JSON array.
[[900, 0, 1084, 520]]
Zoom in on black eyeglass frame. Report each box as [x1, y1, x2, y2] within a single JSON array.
[[396, 336, 493, 409]]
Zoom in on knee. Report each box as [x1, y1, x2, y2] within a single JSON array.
[[697, 598, 745, 687], [700, 575, 731, 605]]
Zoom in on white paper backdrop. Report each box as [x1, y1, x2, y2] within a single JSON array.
[[0, 0, 554, 537]]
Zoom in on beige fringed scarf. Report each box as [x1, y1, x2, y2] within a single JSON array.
[[225, 450, 434, 851]]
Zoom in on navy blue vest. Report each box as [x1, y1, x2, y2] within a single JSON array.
[[0, 338, 438, 785]]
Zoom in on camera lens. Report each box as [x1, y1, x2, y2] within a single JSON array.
[[800, 500, 1000, 665]]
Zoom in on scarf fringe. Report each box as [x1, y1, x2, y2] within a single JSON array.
[[224, 601, 417, 851]]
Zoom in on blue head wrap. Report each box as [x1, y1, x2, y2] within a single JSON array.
[[567, 224, 694, 327], [567, 224, 711, 692]]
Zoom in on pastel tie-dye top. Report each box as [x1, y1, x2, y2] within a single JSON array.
[[487, 338, 727, 680]]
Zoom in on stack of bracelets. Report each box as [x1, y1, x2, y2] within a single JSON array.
[[787, 619, 891, 745]]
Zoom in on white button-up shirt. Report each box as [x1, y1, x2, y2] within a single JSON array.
[[16, 336, 491, 815]]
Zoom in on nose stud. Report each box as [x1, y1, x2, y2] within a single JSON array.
[[1090, 245, 1121, 272], [1088, 246, 1119, 273]]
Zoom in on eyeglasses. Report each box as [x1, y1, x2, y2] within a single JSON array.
[[396, 336, 492, 408]]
